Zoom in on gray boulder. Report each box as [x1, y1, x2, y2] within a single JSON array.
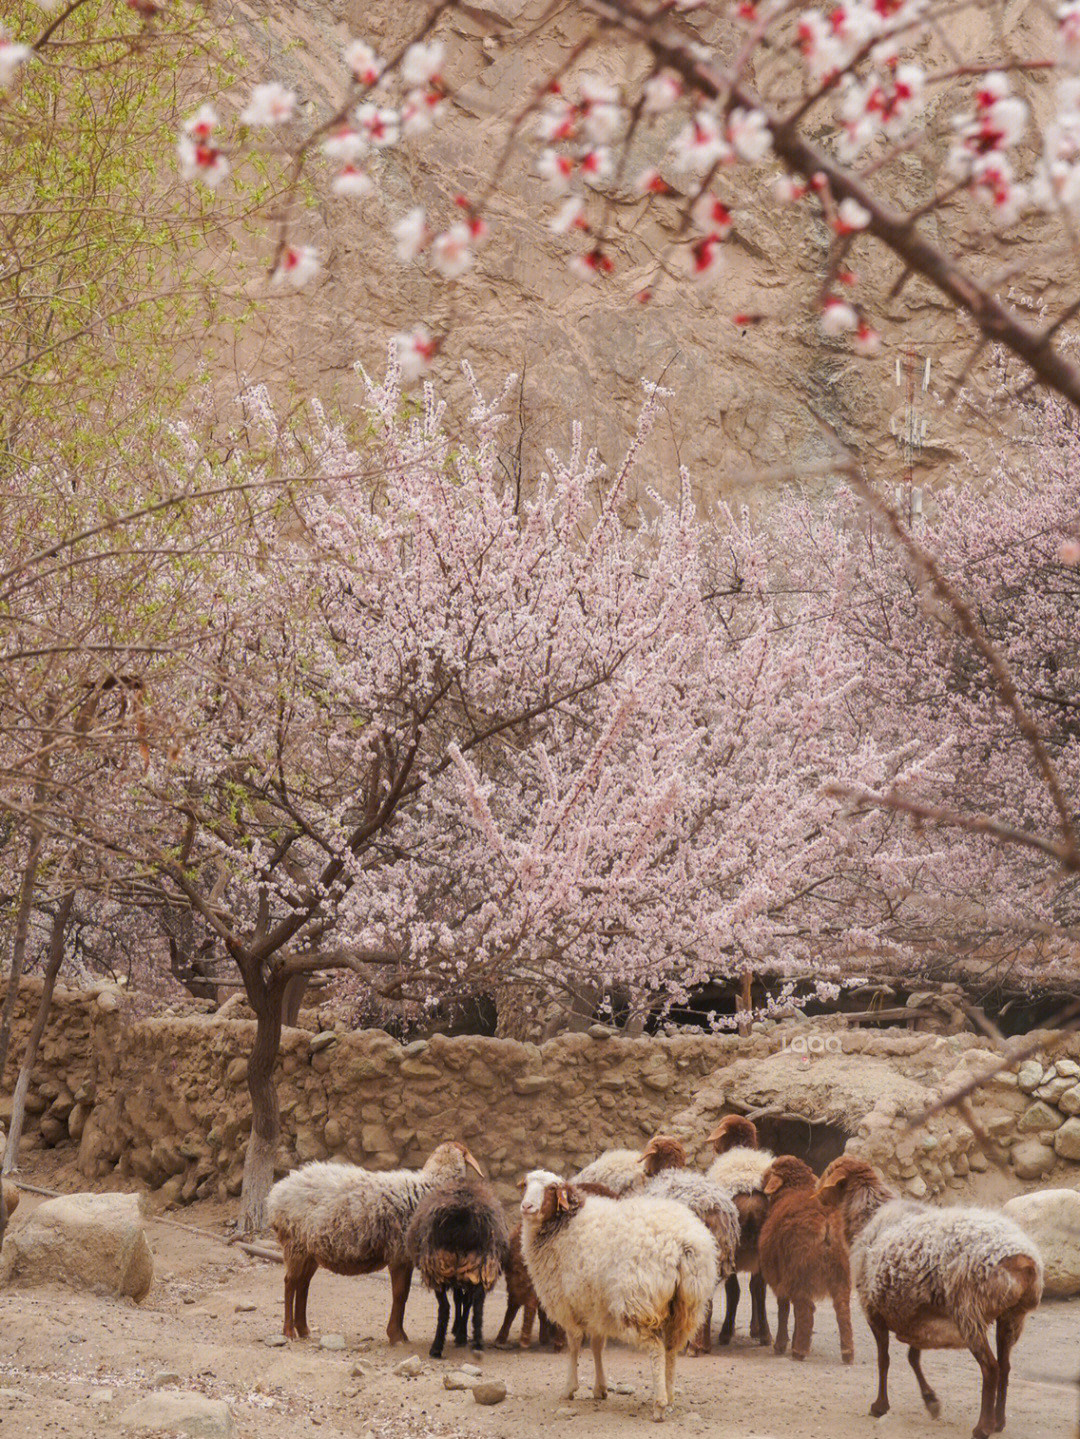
[[1003, 1188, 1080, 1297], [0, 1191, 152, 1301]]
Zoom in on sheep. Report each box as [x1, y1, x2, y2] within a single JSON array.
[[571, 1147, 645, 1195], [405, 1171, 510, 1358], [635, 1134, 741, 1354], [520, 1169, 717, 1422], [705, 1115, 773, 1347], [266, 1139, 484, 1344], [816, 1156, 1044, 1439], [494, 1222, 565, 1350], [758, 1154, 855, 1364]]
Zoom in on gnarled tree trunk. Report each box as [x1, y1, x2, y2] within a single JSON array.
[[2, 892, 74, 1178], [0, 825, 44, 1086], [238, 964, 287, 1234]]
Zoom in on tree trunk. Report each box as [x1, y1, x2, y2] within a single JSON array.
[[2, 893, 74, 1178], [238, 967, 287, 1234], [738, 970, 754, 1038], [0, 826, 44, 1086]]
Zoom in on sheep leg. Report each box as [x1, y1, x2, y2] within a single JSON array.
[[471, 1284, 486, 1352], [994, 1313, 1021, 1433], [966, 1326, 999, 1439], [494, 1297, 520, 1349], [867, 1309, 891, 1418], [717, 1274, 739, 1345], [452, 1285, 469, 1348], [750, 1272, 771, 1345], [832, 1282, 855, 1364], [563, 1329, 582, 1400], [430, 1287, 451, 1359], [773, 1296, 790, 1355], [590, 1335, 608, 1399], [907, 1348, 941, 1419], [519, 1295, 538, 1348], [647, 1337, 669, 1422], [665, 1344, 677, 1406], [386, 1261, 412, 1345], [292, 1256, 318, 1340], [690, 1296, 712, 1356], [283, 1253, 316, 1340], [791, 1297, 814, 1360]]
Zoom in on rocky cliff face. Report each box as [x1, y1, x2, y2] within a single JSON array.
[[220, 0, 1049, 507]]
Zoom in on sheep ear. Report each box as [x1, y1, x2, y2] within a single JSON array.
[[556, 1185, 571, 1212], [705, 1122, 724, 1143], [763, 1173, 783, 1195], [516, 1177, 527, 1193]]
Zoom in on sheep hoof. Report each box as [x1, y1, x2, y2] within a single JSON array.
[[842, 1351, 854, 1365], [429, 1345, 444, 1360], [716, 1331, 733, 1347], [593, 1387, 607, 1401], [870, 1402, 889, 1419], [387, 1329, 408, 1346], [926, 1398, 940, 1419], [757, 1333, 772, 1347], [790, 1353, 806, 1362], [651, 1404, 666, 1422], [773, 1342, 787, 1356], [562, 1389, 577, 1402]]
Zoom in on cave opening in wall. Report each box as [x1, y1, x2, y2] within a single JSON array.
[[753, 1114, 850, 1173]]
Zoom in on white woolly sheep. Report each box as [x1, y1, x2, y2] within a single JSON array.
[[520, 1169, 717, 1422], [570, 1147, 645, 1195], [705, 1115, 773, 1347], [635, 1135, 741, 1354], [266, 1139, 484, 1344], [405, 1172, 510, 1357], [817, 1156, 1044, 1439]]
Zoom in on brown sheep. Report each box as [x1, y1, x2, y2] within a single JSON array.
[[759, 1154, 854, 1364], [705, 1116, 773, 1347], [817, 1156, 1043, 1439], [494, 1223, 565, 1350]]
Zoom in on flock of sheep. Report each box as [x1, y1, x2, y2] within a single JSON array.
[[265, 1115, 1044, 1435]]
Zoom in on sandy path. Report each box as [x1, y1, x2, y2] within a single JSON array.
[[0, 1184, 1074, 1439]]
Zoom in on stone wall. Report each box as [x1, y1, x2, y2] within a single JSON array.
[[3, 977, 1080, 1208]]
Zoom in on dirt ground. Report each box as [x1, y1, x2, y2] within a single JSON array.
[[0, 1169, 1075, 1439]]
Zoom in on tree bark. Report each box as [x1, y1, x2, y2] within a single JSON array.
[[238, 965, 287, 1234], [0, 825, 44, 1086], [281, 973, 309, 1028], [2, 892, 74, 1177]]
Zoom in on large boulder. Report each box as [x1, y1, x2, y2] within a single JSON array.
[[0, 1180, 17, 1219], [119, 1392, 234, 1437], [1003, 1188, 1080, 1297], [0, 1191, 153, 1300]]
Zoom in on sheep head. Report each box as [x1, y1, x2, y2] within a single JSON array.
[[706, 1115, 759, 1154], [762, 1154, 816, 1196], [519, 1168, 565, 1218], [425, 1140, 485, 1180], [641, 1133, 687, 1177]]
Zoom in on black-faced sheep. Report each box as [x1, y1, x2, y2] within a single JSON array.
[[759, 1154, 855, 1364], [266, 1139, 483, 1344], [405, 1171, 510, 1357], [520, 1169, 716, 1422], [816, 1155, 1043, 1439], [706, 1115, 773, 1347], [637, 1134, 741, 1354]]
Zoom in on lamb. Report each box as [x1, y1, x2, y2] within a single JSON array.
[[520, 1169, 717, 1421], [758, 1154, 855, 1364], [571, 1147, 646, 1195], [494, 1223, 564, 1350], [405, 1171, 510, 1358], [816, 1155, 1044, 1439], [266, 1139, 484, 1344], [705, 1115, 773, 1347], [635, 1134, 741, 1354]]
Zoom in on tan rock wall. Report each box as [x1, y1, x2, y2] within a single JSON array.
[[3, 977, 1080, 1208]]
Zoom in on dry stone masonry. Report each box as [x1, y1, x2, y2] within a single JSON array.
[[3, 978, 1080, 1208]]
